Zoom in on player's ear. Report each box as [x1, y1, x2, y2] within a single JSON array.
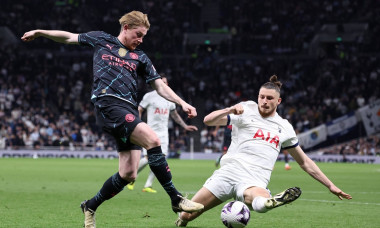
[[123, 24, 129, 31], [277, 97, 282, 105]]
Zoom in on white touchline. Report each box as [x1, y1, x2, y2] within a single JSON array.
[[305, 191, 380, 194], [184, 191, 380, 206], [300, 199, 380, 206]]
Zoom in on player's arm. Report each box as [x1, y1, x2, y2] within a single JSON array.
[[288, 145, 352, 200], [213, 126, 220, 137], [170, 110, 198, 131], [151, 78, 197, 118], [138, 106, 145, 119], [203, 103, 244, 126], [21, 30, 79, 44]]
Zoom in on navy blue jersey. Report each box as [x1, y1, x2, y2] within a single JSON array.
[[78, 31, 161, 107]]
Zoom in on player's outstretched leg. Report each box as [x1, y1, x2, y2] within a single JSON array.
[[265, 187, 302, 209], [175, 216, 188, 227], [127, 156, 149, 190], [172, 195, 204, 213], [80, 200, 96, 228], [80, 172, 129, 227], [147, 146, 204, 213]]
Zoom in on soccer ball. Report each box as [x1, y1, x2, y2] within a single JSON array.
[[221, 201, 251, 228]]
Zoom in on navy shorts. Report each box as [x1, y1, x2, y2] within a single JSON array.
[[94, 96, 142, 151]]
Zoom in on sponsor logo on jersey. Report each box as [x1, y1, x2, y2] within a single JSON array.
[[253, 128, 280, 148], [154, 108, 168, 115], [102, 54, 136, 71], [106, 44, 114, 50]]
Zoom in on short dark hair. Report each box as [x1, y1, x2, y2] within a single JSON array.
[[261, 75, 282, 95]]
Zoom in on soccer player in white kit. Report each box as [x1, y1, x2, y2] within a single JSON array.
[[127, 77, 198, 193], [175, 75, 352, 227]]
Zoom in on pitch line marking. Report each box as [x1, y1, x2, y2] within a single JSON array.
[[300, 199, 380, 206], [306, 191, 380, 194], [186, 191, 380, 194], [185, 191, 380, 206]]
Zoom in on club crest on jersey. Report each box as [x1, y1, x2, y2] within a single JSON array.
[[253, 128, 279, 148], [129, 52, 138, 59], [118, 48, 127, 57], [125, 114, 135, 122]]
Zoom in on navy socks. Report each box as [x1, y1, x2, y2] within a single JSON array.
[[147, 146, 181, 203], [87, 172, 128, 211]]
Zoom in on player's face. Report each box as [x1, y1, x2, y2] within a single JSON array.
[[122, 25, 148, 50], [258, 88, 281, 118]]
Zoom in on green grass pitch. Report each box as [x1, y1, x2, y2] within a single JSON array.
[[0, 158, 379, 227]]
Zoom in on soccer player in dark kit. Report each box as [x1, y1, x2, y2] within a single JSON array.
[[21, 10, 204, 228]]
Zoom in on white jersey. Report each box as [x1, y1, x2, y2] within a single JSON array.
[[220, 100, 298, 184], [139, 90, 176, 145]]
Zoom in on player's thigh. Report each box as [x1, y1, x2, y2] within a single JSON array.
[[130, 122, 160, 149], [243, 186, 271, 205], [192, 187, 223, 210], [118, 149, 142, 180]]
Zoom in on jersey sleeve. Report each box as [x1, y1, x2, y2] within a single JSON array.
[[228, 102, 249, 126], [139, 93, 150, 109], [78, 31, 106, 47], [139, 54, 161, 84], [229, 114, 241, 126], [281, 122, 299, 149], [169, 102, 176, 111]]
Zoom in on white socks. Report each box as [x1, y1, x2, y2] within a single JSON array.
[[252, 196, 269, 213], [144, 170, 156, 188], [138, 156, 149, 173], [137, 157, 156, 188]]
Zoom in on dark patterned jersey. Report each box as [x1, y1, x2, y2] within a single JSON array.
[[223, 125, 232, 149], [78, 31, 161, 107]]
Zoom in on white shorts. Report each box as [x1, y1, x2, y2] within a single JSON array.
[[142, 141, 168, 156], [203, 160, 270, 202]]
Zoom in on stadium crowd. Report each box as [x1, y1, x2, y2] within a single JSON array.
[[0, 0, 379, 155]]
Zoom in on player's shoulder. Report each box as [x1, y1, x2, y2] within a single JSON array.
[[131, 48, 148, 57], [79, 31, 115, 45], [274, 113, 294, 130], [240, 100, 257, 113], [80, 31, 112, 38], [239, 100, 256, 105], [142, 90, 156, 99]]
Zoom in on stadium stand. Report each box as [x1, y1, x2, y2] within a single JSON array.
[[0, 0, 379, 155]]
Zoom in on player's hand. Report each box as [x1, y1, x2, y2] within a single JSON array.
[[329, 186, 352, 200], [182, 103, 197, 118], [184, 125, 198, 131], [21, 30, 39, 42], [229, 104, 244, 115]]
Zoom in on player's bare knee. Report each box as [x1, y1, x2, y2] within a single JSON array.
[[146, 137, 161, 149], [119, 170, 136, 182]]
